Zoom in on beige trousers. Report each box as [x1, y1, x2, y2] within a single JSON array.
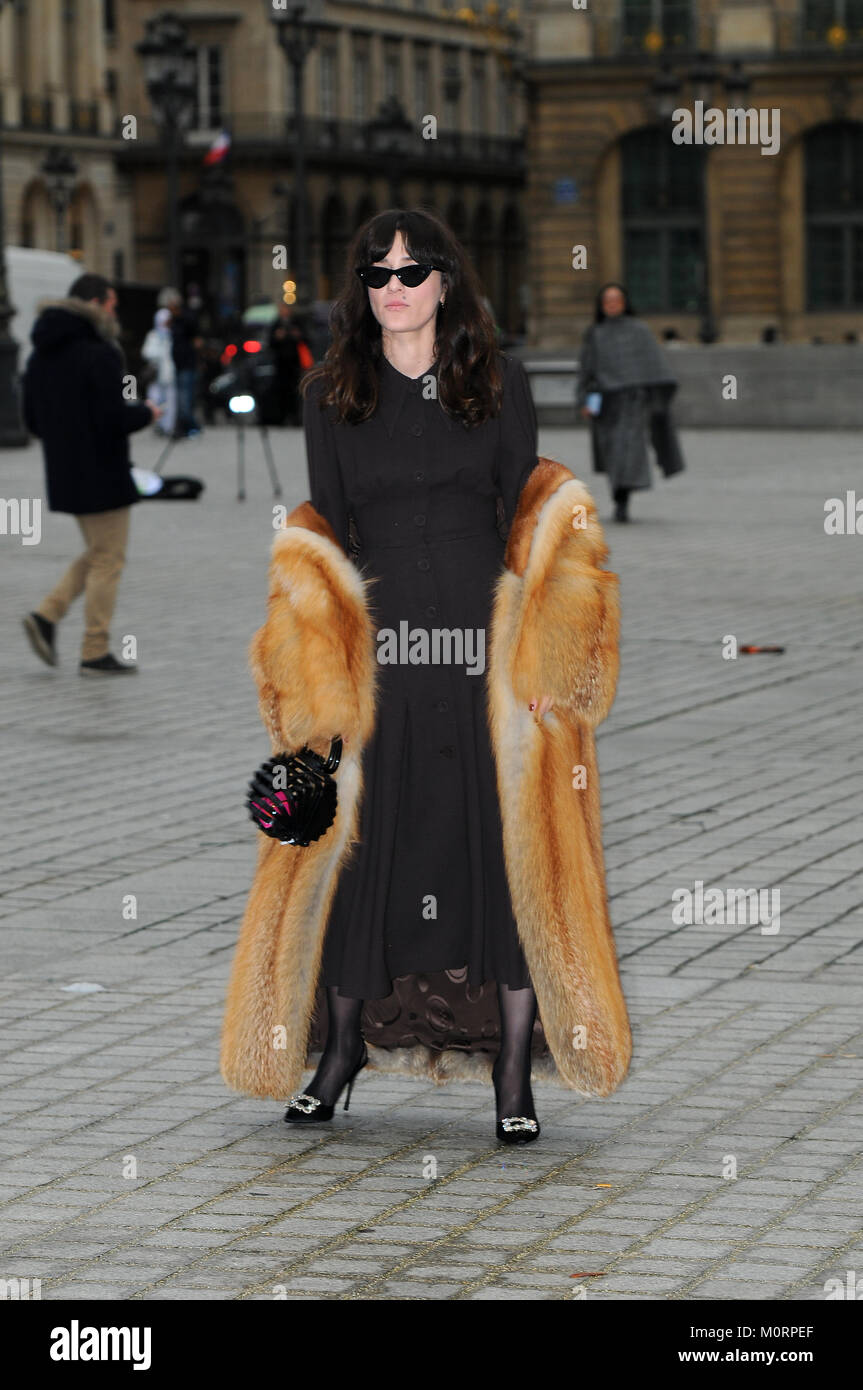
[[38, 507, 131, 661]]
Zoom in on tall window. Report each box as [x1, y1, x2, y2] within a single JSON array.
[[383, 43, 400, 102], [353, 48, 370, 121], [62, 0, 78, 97], [442, 48, 460, 129], [102, 0, 116, 36], [191, 45, 222, 131], [14, 2, 27, 93], [413, 50, 430, 123], [621, 0, 692, 52], [470, 56, 486, 132], [806, 122, 863, 308], [319, 46, 337, 119], [497, 75, 511, 136], [621, 126, 704, 313], [802, 0, 863, 43]]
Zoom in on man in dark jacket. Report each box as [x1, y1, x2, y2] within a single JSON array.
[[21, 273, 161, 675]]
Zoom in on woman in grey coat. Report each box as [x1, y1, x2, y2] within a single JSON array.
[[576, 283, 685, 522]]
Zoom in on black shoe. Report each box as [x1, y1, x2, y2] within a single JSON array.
[[613, 505, 630, 524], [492, 1055, 541, 1145], [284, 1038, 368, 1125], [496, 1115, 541, 1144], [23, 613, 57, 667], [79, 653, 139, 676]]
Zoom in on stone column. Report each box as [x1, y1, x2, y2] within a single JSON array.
[[0, 4, 20, 125], [41, 0, 68, 129]]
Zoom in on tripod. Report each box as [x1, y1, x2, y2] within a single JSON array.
[[149, 414, 282, 501], [234, 414, 282, 502]]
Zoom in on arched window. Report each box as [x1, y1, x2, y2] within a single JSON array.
[[805, 121, 863, 309], [621, 126, 704, 313], [62, 0, 78, 100]]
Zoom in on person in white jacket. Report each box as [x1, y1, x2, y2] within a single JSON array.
[[141, 308, 177, 437]]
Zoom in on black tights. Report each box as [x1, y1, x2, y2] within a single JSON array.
[[305, 987, 365, 1107], [308, 981, 538, 1118], [492, 982, 538, 1120]]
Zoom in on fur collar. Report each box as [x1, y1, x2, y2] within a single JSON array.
[[35, 296, 121, 343]]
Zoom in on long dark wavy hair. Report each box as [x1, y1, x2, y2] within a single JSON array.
[[300, 208, 504, 428], [594, 282, 636, 322]]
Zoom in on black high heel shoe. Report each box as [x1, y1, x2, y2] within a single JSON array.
[[284, 1039, 368, 1125], [492, 1056, 541, 1145]]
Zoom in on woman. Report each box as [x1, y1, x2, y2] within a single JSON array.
[[576, 283, 686, 523], [221, 209, 631, 1142]]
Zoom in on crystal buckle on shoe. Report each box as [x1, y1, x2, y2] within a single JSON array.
[[501, 1116, 538, 1133], [287, 1093, 321, 1114]]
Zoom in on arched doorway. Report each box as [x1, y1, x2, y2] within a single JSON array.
[[178, 175, 246, 332]]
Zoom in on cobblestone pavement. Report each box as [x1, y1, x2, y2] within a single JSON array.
[[1, 422, 861, 1302]]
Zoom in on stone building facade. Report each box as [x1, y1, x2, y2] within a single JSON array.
[[2, 1, 529, 332], [528, 0, 863, 344], [3, 2, 859, 346], [0, 0, 129, 276]]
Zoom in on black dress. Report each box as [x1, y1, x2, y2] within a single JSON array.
[[304, 352, 538, 1004]]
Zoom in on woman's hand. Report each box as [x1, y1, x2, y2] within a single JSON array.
[[528, 696, 555, 721], [580, 405, 594, 420]]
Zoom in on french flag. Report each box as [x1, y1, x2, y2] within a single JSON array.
[[203, 129, 231, 166]]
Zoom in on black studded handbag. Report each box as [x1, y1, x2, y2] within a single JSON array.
[[246, 738, 343, 847]]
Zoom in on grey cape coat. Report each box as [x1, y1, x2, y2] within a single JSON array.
[[576, 316, 686, 488]]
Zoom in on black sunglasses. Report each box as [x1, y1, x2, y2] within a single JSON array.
[[355, 263, 445, 290]]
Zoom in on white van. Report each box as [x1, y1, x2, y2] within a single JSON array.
[[5, 247, 85, 365]]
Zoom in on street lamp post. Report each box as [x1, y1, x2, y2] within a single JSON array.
[[0, 0, 27, 446], [269, 1, 322, 313], [41, 147, 79, 255], [135, 11, 196, 288]]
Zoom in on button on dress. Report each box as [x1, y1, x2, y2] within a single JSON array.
[[303, 352, 539, 1007]]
